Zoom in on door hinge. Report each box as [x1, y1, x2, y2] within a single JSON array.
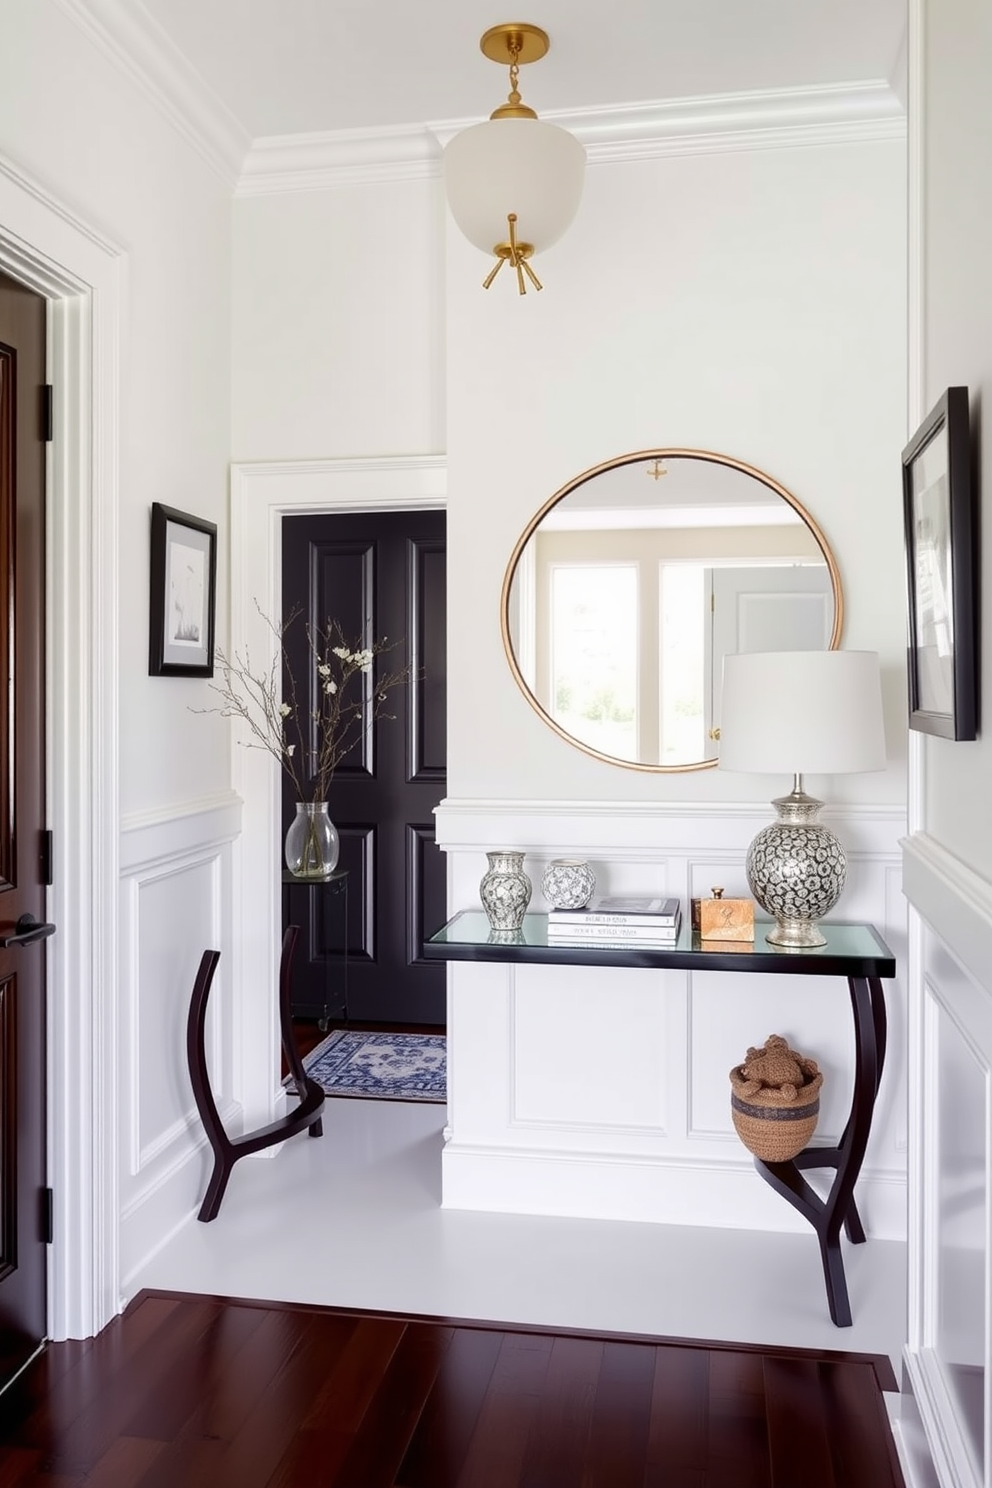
[[42, 1188, 53, 1245], [40, 831, 53, 887], [41, 385, 53, 443]]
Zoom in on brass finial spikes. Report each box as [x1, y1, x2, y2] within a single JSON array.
[[482, 215, 544, 294]]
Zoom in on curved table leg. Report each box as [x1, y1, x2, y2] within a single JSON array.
[[754, 975, 885, 1326], [186, 927, 325, 1222]]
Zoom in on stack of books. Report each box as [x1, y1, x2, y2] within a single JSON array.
[[546, 895, 682, 948]]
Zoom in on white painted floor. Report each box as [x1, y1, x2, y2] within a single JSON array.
[[131, 1096, 907, 1377]]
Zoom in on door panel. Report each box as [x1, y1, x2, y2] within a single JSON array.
[[707, 565, 834, 738], [0, 270, 48, 1385], [282, 511, 446, 1026]]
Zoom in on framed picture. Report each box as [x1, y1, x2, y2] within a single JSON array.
[[149, 503, 217, 677], [901, 386, 976, 740]]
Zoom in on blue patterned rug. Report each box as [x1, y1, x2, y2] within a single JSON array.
[[302, 1030, 446, 1103]]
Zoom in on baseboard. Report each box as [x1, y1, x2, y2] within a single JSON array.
[[887, 1387, 942, 1488], [441, 1141, 906, 1239]]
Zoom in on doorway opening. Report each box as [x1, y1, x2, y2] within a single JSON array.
[[280, 508, 447, 1035], [230, 457, 447, 1133]]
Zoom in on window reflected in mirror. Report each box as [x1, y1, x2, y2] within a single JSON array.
[[550, 564, 638, 761], [502, 450, 843, 772]]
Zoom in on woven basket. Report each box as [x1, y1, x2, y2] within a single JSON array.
[[729, 1066, 823, 1163]]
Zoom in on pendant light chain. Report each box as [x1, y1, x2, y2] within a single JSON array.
[[507, 44, 523, 108]]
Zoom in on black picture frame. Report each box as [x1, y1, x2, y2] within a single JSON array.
[[148, 503, 217, 677], [901, 386, 977, 740]]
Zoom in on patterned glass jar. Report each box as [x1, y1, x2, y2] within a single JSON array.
[[479, 850, 532, 931], [541, 858, 596, 910]]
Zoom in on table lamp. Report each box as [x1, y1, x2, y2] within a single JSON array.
[[718, 651, 886, 948]]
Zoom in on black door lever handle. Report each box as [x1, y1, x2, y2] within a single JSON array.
[[1, 914, 57, 948]]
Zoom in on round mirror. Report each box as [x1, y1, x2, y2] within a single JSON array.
[[501, 449, 843, 772]]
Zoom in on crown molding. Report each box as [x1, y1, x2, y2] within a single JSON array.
[[238, 80, 905, 196], [559, 79, 906, 163], [41, 6, 905, 199], [51, 0, 250, 186], [237, 126, 442, 197]]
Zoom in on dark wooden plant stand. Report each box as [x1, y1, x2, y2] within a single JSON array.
[[186, 924, 325, 1222]]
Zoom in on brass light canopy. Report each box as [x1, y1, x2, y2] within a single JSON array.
[[481, 22, 548, 119], [443, 22, 586, 294]]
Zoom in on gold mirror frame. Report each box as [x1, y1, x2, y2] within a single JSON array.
[[500, 448, 844, 773]]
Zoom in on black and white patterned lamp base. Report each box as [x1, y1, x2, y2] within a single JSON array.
[[746, 789, 847, 948]]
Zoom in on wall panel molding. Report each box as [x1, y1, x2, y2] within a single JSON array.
[[118, 802, 239, 1295], [440, 795, 907, 1240], [902, 829, 992, 1488]]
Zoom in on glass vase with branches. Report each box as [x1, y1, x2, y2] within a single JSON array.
[[197, 605, 409, 876]]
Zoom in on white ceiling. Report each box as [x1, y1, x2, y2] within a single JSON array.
[[137, 0, 907, 140]]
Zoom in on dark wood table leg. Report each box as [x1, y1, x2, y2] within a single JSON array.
[[754, 975, 885, 1326], [186, 926, 325, 1222]]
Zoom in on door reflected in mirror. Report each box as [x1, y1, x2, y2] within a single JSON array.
[[502, 450, 843, 772]]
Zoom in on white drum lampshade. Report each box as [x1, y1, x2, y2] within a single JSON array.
[[719, 650, 886, 947]]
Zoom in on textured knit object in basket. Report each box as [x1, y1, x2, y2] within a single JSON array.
[[729, 1033, 823, 1163]]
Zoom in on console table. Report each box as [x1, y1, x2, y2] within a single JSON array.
[[424, 911, 896, 1328]]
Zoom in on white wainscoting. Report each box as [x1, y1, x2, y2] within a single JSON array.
[[901, 832, 992, 1488], [437, 798, 908, 1239], [117, 793, 241, 1295]]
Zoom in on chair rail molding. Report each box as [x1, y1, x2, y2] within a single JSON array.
[[901, 831, 992, 986], [436, 796, 906, 858], [120, 791, 242, 874], [230, 455, 447, 1131], [0, 149, 123, 1341]]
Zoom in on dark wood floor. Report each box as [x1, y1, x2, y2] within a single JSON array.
[[0, 1291, 903, 1487]]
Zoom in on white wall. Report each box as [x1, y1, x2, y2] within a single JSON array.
[[437, 132, 909, 1244], [918, 6, 992, 876], [227, 119, 910, 1262], [0, 0, 238, 1316], [446, 138, 908, 806], [0, 1, 918, 1341], [232, 177, 445, 461], [900, 4, 992, 1486], [0, 0, 234, 815]]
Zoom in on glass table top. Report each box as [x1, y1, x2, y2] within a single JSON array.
[[425, 911, 896, 978]]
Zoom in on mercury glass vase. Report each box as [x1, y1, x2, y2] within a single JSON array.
[[541, 858, 596, 910], [479, 850, 532, 931], [285, 802, 340, 880]]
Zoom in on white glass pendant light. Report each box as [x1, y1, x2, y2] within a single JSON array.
[[443, 23, 585, 294]]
